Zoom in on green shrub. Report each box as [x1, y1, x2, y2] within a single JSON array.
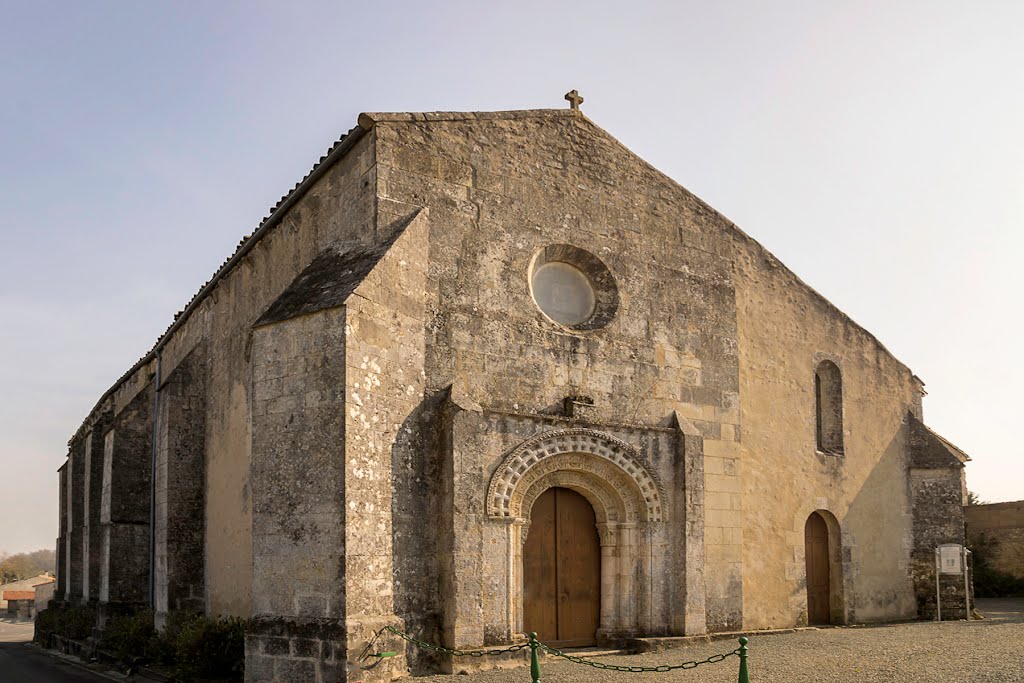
[[99, 610, 158, 660], [35, 606, 58, 638], [66, 605, 97, 640], [157, 611, 246, 681], [36, 605, 97, 641], [40, 606, 247, 681]]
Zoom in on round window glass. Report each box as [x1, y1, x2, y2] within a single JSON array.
[[531, 261, 597, 325]]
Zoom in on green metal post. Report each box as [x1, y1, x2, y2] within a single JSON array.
[[737, 636, 750, 683], [529, 632, 541, 683]]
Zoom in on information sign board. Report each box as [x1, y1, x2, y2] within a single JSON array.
[[939, 544, 963, 574]]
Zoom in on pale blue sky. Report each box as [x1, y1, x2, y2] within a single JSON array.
[[1, 1, 1021, 554]]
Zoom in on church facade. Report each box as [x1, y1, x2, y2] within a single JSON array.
[[55, 106, 969, 682]]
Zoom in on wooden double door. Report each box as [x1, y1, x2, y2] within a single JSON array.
[[804, 512, 831, 625], [523, 487, 601, 647]]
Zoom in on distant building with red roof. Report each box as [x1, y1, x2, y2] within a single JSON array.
[[0, 574, 54, 619]]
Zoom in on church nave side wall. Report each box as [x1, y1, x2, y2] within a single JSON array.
[[200, 129, 378, 618], [732, 234, 919, 629]]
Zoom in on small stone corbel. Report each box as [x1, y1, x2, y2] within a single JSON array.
[[563, 395, 595, 419]]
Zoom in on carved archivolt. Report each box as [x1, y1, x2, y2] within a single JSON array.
[[519, 463, 631, 524], [487, 428, 665, 522]]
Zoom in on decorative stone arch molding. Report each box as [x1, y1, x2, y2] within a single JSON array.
[[519, 461, 632, 528], [487, 428, 669, 640], [487, 428, 666, 523]]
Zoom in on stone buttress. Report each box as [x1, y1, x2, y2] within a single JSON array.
[[246, 211, 428, 683], [98, 380, 153, 620], [154, 344, 208, 626]]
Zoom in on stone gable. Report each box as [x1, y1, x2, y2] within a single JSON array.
[[53, 107, 972, 683]]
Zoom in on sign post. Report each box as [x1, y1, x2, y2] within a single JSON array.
[[963, 545, 972, 618], [935, 543, 970, 621]]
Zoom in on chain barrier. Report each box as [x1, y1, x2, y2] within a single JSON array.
[[538, 641, 738, 672], [382, 625, 530, 657], [376, 626, 750, 683]]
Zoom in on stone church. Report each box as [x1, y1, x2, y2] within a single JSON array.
[[55, 99, 970, 682]]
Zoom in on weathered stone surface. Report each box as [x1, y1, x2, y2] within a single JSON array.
[[56, 463, 68, 602], [81, 416, 111, 602], [99, 384, 152, 605], [343, 210, 429, 676], [55, 107, 976, 681], [673, 413, 706, 636], [732, 235, 947, 627], [908, 415, 969, 619], [66, 439, 85, 602], [200, 127, 375, 619], [251, 309, 347, 622], [100, 522, 150, 604], [255, 228, 407, 327], [154, 345, 207, 624], [966, 501, 1024, 583]]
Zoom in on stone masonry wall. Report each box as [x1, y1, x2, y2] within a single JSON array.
[[908, 417, 968, 619], [56, 463, 67, 601], [674, 414, 707, 635], [154, 345, 207, 624], [99, 384, 153, 606], [70, 125, 377, 622], [60, 107, 971, 679], [342, 210, 428, 676], [371, 111, 741, 634], [200, 129, 376, 618], [67, 124, 377, 678], [66, 438, 85, 602], [245, 207, 426, 683], [966, 501, 1024, 582], [82, 418, 110, 601], [441, 406, 683, 653], [910, 468, 968, 618], [732, 234, 920, 627], [81, 433, 95, 601], [248, 308, 348, 683]]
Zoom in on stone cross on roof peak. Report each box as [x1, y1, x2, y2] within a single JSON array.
[[564, 90, 584, 111]]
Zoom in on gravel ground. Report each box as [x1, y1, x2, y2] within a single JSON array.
[[418, 599, 1024, 683]]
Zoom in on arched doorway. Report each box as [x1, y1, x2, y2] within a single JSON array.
[[523, 487, 601, 646], [487, 428, 668, 639], [804, 512, 832, 625]]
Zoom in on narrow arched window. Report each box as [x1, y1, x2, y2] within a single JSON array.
[[815, 360, 844, 454]]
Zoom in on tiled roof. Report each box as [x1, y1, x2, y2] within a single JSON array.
[[929, 427, 971, 463], [3, 591, 35, 601], [71, 110, 583, 445], [163, 124, 364, 338], [71, 123, 367, 445], [909, 414, 971, 467]]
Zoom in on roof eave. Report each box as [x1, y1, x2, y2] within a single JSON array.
[[70, 122, 371, 445]]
